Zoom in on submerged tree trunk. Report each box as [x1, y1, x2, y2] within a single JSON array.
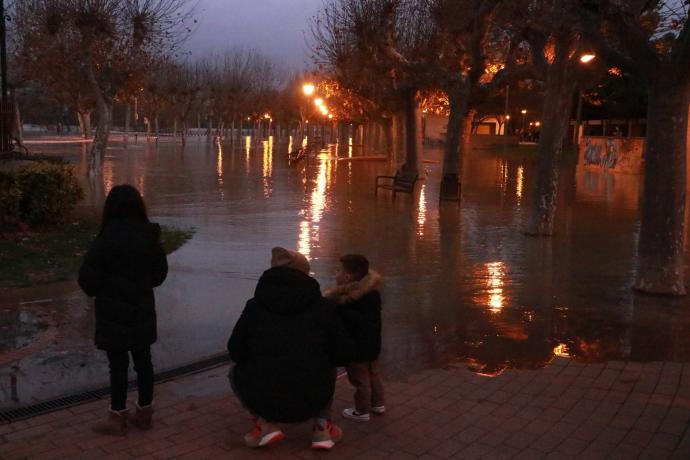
[[383, 117, 394, 158], [77, 111, 92, 139], [124, 104, 130, 146], [182, 120, 188, 147], [525, 47, 575, 236], [401, 88, 420, 175], [634, 77, 689, 296], [12, 90, 22, 145], [89, 96, 112, 175], [441, 88, 469, 199]]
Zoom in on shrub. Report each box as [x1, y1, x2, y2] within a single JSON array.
[[0, 161, 83, 228], [0, 173, 22, 228]]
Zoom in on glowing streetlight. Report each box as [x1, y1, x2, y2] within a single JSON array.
[[314, 98, 324, 107], [302, 83, 315, 96], [328, 114, 334, 120], [263, 113, 271, 120], [580, 53, 596, 64], [535, 121, 541, 127], [521, 110, 527, 134]]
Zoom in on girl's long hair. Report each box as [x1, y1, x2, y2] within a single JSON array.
[[99, 185, 149, 235]]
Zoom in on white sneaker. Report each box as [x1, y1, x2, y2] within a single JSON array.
[[371, 405, 386, 414], [342, 408, 370, 422]]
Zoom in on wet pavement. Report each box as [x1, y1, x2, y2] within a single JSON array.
[[1, 135, 689, 409], [2, 360, 690, 459]]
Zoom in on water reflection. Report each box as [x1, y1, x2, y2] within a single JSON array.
[[262, 137, 273, 197], [417, 184, 427, 238], [216, 141, 224, 200], [297, 151, 333, 259], [473, 262, 509, 314], [245, 136, 251, 171], [516, 165, 524, 203], [2, 139, 690, 407]]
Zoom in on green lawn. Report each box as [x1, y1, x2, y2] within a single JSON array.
[[0, 220, 195, 291]]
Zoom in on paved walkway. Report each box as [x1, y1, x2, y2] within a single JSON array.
[[2, 358, 690, 459]]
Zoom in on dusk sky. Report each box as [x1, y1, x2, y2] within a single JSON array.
[[185, 0, 323, 69]]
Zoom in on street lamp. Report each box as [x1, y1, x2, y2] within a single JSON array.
[[521, 109, 527, 134], [303, 83, 315, 96], [314, 98, 324, 107], [580, 53, 596, 64]]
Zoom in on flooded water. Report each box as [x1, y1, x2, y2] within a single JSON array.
[[1, 135, 689, 408]]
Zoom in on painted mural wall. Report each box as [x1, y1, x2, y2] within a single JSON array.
[[578, 137, 645, 174]]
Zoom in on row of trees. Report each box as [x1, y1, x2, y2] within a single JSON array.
[[310, 0, 690, 297], [12, 0, 196, 171]]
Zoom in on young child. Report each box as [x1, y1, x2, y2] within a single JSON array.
[[324, 254, 384, 422], [79, 185, 168, 435], [227, 247, 354, 449]]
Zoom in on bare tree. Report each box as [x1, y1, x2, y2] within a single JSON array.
[[582, 0, 690, 296], [312, 0, 437, 175], [13, 0, 194, 174]]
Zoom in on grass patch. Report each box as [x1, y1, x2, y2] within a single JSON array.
[[0, 219, 195, 292], [161, 226, 195, 254]]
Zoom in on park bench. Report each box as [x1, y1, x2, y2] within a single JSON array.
[[288, 147, 306, 163], [375, 171, 419, 200]]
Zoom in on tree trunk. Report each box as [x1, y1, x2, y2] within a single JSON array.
[[154, 115, 159, 145], [12, 90, 22, 145], [525, 49, 575, 236], [401, 89, 420, 175], [89, 96, 112, 175], [441, 87, 469, 197], [124, 104, 130, 146], [78, 111, 92, 139], [383, 117, 393, 158], [634, 76, 689, 296]]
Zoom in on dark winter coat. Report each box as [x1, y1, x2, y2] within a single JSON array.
[[227, 267, 354, 423], [324, 271, 382, 362], [78, 219, 168, 350]]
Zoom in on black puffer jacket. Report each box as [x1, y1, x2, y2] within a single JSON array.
[[324, 271, 382, 362], [78, 219, 168, 350], [227, 267, 354, 423]]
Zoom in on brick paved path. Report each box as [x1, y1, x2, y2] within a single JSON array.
[[2, 358, 690, 459]]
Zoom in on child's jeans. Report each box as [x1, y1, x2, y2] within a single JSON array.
[[345, 360, 385, 414]]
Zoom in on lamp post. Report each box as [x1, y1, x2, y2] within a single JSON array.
[[0, 0, 9, 152], [521, 109, 527, 136], [575, 53, 595, 146]]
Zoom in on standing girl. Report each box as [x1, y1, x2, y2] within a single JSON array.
[[79, 184, 168, 435]]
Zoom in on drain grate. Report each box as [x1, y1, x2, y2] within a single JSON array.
[[0, 353, 229, 424]]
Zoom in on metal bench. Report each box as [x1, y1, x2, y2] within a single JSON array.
[[375, 171, 419, 200]]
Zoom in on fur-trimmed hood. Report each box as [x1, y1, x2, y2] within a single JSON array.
[[324, 270, 382, 305]]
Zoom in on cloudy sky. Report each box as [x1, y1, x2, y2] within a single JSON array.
[[185, 0, 324, 69]]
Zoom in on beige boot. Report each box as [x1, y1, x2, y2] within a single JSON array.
[[91, 408, 128, 436], [130, 402, 153, 430]]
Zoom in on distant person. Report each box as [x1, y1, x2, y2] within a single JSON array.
[[78, 185, 168, 436], [227, 247, 354, 450], [324, 255, 385, 422]]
